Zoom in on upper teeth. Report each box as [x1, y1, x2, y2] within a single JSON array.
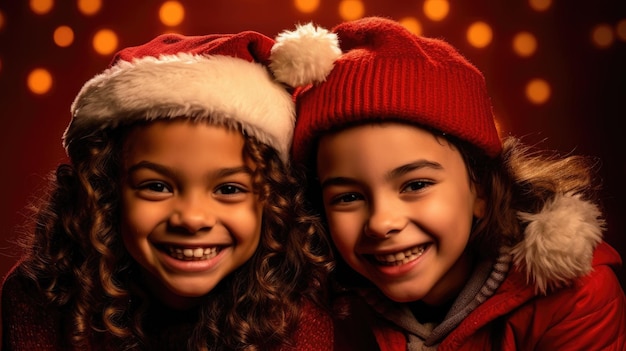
[[167, 246, 219, 261], [374, 245, 427, 265]]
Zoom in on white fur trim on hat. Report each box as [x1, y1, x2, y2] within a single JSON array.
[[64, 53, 295, 163], [270, 22, 341, 87], [511, 192, 604, 295]]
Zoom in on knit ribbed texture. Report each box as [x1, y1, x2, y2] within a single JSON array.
[[292, 17, 502, 166]]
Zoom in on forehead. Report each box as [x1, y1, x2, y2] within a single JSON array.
[[316, 122, 465, 178], [122, 119, 247, 166]]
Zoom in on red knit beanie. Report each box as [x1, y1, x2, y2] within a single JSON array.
[[271, 16, 502, 166], [65, 31, 297, 163]]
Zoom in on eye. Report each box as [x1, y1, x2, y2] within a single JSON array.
[[215, 184, 247, 195], [330, 192, 364, 205], [401, 180, 432, 193], [139, 181, 172, 194]]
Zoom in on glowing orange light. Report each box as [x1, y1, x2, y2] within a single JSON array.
[[30, 0, 54, 14], [53, 25, 74, 47], [528, 0, 551, 12], [617, 19, 626, 42], [467, 21, 492, 48], [0, 11, 5, 31], [295, 0, 319, 13], [591, 24, 614, 48], [28, 68, 53, 95], [399, 17, 422, 36], [159, 1, 185, 27], [78, 0, 102, 16], [93, 29, 118, 56], [513, 31, 537, 57], [525, 78, 551, 105], [423, 0, 449, 22], [338, 0, 364, 21]]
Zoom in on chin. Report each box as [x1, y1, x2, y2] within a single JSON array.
[[380, 285, 427, 303]]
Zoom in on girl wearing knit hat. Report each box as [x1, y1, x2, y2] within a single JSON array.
[[272, 16, 626, 350], [1, 31, 333, 350]]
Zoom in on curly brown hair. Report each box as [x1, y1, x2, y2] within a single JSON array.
[[16, 120, 333, 350]]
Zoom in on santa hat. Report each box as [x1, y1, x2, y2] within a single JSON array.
[[269, 17, 502, 165], [64, 31, 299, 163]]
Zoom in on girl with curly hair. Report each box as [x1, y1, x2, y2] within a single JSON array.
[[1, 30, 333, 350], [271, 17, 626, 350]]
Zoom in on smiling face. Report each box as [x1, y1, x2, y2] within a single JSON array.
[[316, 122, 485, 304], [120, 119, 262, 309]]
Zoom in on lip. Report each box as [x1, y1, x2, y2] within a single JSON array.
[[362, 243, 431, 277], [155, 243, 229, 273]]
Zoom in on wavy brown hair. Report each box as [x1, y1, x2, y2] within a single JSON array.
[[458, 135, 602, 260], [16, 119, 333, 350]]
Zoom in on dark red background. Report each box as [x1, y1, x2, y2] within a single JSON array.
[[1, 1, 625, 288]]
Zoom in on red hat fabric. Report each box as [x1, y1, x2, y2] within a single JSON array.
[[64, 31, 295, 163], [280, 17, 502, 166]]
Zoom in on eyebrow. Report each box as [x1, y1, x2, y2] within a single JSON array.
[[320, 176, 357, 190], [387, 160, 443, 180], [319, 160, 442, 190], [126, 161, 253, 178]]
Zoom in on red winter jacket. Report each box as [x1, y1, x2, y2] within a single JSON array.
[[335, 242, 626, 351], [333, 193, 626, 351]]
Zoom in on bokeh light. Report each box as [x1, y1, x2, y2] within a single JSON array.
[[399, 17, 422, 36], [591, 24, 614, 48], [53, 25, 74, 47], [30, 0, 54, 15], [513, 31, 537, 57], [525, 78, 551, 104], [423, 0, 449, 22], [339, 0, 364, 21], [93, 29, 119, 56], [0, 10, 5, 31], [467, 21, 492, 48], [617, 19, 626, 41], [27, 68, 53, 95], [159, 1, 185, 27], [294, 0, 320, 14], [77, 0, 102, 16], [529, 0, 552, 12]]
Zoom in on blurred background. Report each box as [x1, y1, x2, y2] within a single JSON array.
[[0, 0, 624, 288]]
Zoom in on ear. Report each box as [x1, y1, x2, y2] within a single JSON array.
[[472, 185, 487, 219]]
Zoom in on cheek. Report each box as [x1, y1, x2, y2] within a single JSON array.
[[121, 202, 152, 237], [119, 191, 167, 243], [419, 193, 474, 241], [326, 213, 361, 256], [230, 203, 263, 243]]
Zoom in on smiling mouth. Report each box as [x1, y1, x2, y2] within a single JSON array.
[[371, 244, 429, 266], [165, 246, 222, 261]]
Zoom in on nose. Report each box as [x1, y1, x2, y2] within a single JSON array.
[[364, 196, 407, 239], [168, 194, 216, 234]]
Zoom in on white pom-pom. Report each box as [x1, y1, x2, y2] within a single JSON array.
[[270, 22, 342, 87], [511, 192, 604, 294]]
